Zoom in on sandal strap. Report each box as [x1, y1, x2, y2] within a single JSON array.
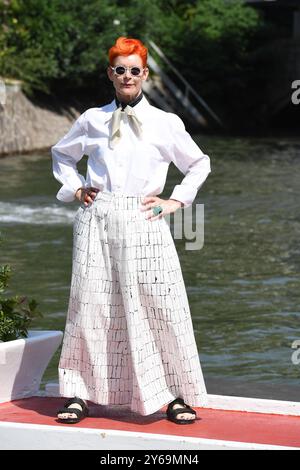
[[167, 397, 189, 411], [63, 396, 87, 410], [58, 407, 82, 418], [168, 407, 196, 419], [167, 397, 184, 409], [167, 397, 196, 418]]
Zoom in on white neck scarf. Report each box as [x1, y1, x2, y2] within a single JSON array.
[[108, 105, 143, 149]]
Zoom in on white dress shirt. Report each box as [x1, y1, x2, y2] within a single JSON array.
[[51, 95, 211, 208]]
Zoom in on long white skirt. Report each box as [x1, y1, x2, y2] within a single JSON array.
[[58, 190, 207, 416]]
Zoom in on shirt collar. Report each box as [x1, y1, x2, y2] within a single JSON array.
[[108, 93, 151, 121], [115, 91, 144, 110]]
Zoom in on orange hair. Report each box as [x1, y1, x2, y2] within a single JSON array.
[[108, 37, 148, 67]]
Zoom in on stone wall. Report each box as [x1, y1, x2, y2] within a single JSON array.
[[0, 81, 81, 157]]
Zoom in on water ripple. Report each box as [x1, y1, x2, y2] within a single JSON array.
[[0, 202, 76, 225]]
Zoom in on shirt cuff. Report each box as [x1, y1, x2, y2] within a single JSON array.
[[56, 175, 86, 203], [169, 185, 198, 208]]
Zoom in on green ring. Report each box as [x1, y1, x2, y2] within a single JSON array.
[[152, 205, 163, 216]]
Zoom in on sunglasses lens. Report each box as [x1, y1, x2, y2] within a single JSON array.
[[113, 66, 143, 76], [131, 67, 142, 76], [115, 66, 126, 75]]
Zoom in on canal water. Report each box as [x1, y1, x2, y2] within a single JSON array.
[[1, 134, 300, 402]]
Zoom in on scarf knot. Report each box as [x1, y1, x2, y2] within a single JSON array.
[[108, 105, 143, 149]]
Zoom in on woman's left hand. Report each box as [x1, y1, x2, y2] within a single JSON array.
[[140, 196, 183, 222]]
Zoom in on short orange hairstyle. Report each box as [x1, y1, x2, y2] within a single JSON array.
[[108, 37, 148, 67]]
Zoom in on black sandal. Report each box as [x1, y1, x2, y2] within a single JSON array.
[[57, 396, 89, 424], [166, 397, 197, 425]]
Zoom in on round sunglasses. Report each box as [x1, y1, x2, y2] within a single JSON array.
[[110, 65, 145, 77]]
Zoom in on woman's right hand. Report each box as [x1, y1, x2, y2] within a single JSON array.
[[75, 187, 100, 206]]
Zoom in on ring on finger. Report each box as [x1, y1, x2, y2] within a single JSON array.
[[152, 205, 163, 216]]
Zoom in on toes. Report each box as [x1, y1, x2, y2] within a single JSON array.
[[58, 412, 76, 419], [178, 413, 194, 420]]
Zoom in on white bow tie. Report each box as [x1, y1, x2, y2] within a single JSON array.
[[108, 105, 143, 149]]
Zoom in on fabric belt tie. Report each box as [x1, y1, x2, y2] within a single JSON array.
[[107, 105, 143, 149]]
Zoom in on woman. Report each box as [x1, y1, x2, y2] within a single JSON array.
[[51, 36, 211, 425]]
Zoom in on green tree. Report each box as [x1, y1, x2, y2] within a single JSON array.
[[162, 0, 261, 127], [0, 0, 269, 128], [0, 0, 125, 95]]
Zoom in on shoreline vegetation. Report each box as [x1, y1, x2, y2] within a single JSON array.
[[0, 0, 299, 156], [1, 79, 300, 158]]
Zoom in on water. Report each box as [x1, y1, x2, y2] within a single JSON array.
[[1, 135, 300, 401]]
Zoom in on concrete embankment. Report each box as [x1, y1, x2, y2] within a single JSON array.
[[0, 80, 81, 157]]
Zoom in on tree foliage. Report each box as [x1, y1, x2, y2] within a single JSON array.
[[0, 0, 123, 94], [0, 0, 264, 126]]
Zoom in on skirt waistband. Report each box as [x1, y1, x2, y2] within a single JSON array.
[[93, 190, 145, 209]]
